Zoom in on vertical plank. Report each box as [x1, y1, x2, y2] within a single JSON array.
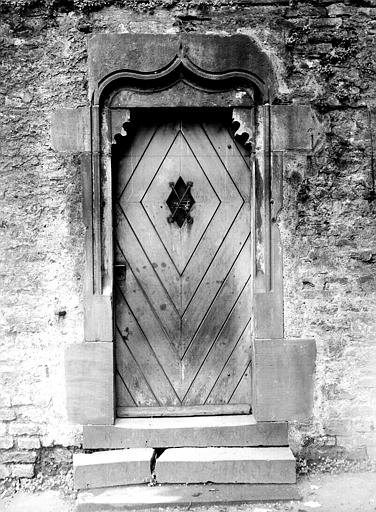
[[207, 319, 252, 405], [184, 279, 252, 405], [229, 363, 252, 405], [115, 327, 159, 407]]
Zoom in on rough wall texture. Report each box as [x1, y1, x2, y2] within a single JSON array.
[[0, 0, 375, 478]]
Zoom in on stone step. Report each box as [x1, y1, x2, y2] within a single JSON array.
[[74, 446, 296, 490], [74, 449, 153, 490], [156, 447, 296, 484], [76, 483, 300, 511], [83, 415, 288, 449]]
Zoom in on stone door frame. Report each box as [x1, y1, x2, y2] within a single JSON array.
[[58, 34, 315, 428]]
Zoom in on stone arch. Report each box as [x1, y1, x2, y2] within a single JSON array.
[[88, 33, 277, 105]]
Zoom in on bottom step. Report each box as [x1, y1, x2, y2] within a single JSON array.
[[157, 447, 296, 484], [76, 483, 300, 510]]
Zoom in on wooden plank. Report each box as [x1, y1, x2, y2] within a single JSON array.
[[113, 122, 158, 200], [202, 121, 251, 201], [122, 122, 179, 203], [73, 449, 153, 489], [115, 326, 159, 407], [182, 203, 251, 350], [229, 362, 252, 404], [252, 338, 316, 421], [182, 233, 252, 396], [116, 269, 181, 393], [121, 202, 181, 313], [117, 404, 250, 417], [76, 483, 300, 510], [115, 208, 180, 342], [83, 415, 289, 449], [65, 342, 114, 425], [183, 122, 245, 204], [115, 280, 180, 405], [156, 447, 296, 484], [207, 319, 252, 405], [183, 278, 252, 405], [181, 202, 242, 311], [115, 371, 136, 407], [143, 132, 220, 274], [179, 121, 245, 310]]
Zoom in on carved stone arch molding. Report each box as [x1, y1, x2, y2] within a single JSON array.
[[53, 34, 317, 426]]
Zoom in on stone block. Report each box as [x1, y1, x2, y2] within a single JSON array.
[[0, 464, 10, 479], [17, 437, 40, 450], [9, 464, 34, 478], [156, 447, 296, 484], [0, 450, 37, 464], [51, 107, 91, 153], [84, 296, 113, 342], [327, 4, 353, 17], [73, 449, 153, 490], [88, 34, 276, 100], [252, 338, 316, 422], [367, 445, 376, 460], [8, 423, 42, 436], [0, 436, 14, 449], [271, 105, 323, 151], [65, 342, 114, 425], [0, 395, 11, 408], [0, 408, 16, 421], [83, 416, 288, 450]]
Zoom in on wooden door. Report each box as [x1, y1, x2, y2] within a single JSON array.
[[113, 110, 252, 417]]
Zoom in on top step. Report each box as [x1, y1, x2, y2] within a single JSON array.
[[83, 415, 288, 449]]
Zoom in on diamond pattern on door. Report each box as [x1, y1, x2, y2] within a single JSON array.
[[114, 112, 252, 414]]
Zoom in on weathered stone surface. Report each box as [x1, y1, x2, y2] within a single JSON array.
[[73, 449, 153, 489], [83, 416, 288, 449], [0, 437, 14, 450], [17, 437, 41, 450], [51, 107, 91, 153], [8, 423, 42, 436], [0, 450, 37, 464], [156, 447, 296, 484], [271, 105, 323, 151], [0, 408, 16, 421], [65, 342, 114, 425], [0, 464, 10, 479], [253, 339, 316, 422], [88, 34, 276, 100], [76, 483, 300, 510], [8, 464, 34, 478]]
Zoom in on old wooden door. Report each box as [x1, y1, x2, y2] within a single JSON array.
[[113, 110, 252, 416]]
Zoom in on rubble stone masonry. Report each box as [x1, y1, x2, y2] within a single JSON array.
[[0, 0, 375, 478]]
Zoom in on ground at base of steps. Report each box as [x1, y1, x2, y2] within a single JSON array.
[[0, 472, 376, 512]]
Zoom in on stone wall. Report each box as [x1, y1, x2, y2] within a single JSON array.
[[0, 1, 375, 478]]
